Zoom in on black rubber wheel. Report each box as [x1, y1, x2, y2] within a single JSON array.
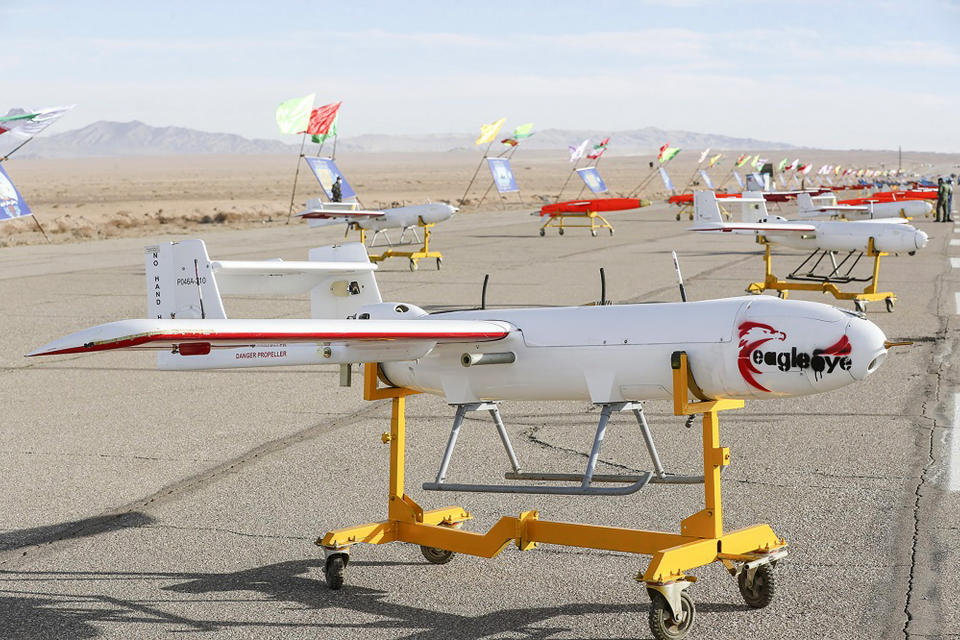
[[648, 590, 695, 640], [777, 291, 786, 299], [409, 259, 418, 272], [325, 555, 346, 590], [738, 563, 775, 609], [436, 258, 442, 270], [591, 229, 598, 237], [420, 545, 455, 565], [676, 213, 681, 221], [558, 228, 564, 236], [609, 228, 614, 236], [539, 228, 546, 236], [854, 299, 865, 313], [885, 297, 894, 312]]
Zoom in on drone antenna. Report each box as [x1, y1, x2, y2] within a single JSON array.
[[599, 268, 607, 306], [672, 251, 687, 302], [481, 274, 489, 310], [194, 259, 206, 319]]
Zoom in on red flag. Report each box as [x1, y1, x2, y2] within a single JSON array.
[[657, 142, 669, 162], [302, 101, 341, 135], [501, 137, 519, 147]]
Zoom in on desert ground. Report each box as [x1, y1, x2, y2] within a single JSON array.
[[0, 149, 959, 639], [2, 149, 958, 247]]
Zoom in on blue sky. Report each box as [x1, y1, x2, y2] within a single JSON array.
[[1, 0, 958, 151]]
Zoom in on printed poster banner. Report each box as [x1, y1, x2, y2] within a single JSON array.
[[487, 157, 518, 193], [305, 157, 357, 200], [0, 164, 31, 221], [732, 170, 744, 189], [658, 167, 675, 192], [576, 167, 608, 194], [698, 169, 714, 190]]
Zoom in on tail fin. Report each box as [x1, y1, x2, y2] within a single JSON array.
[[741, 191, 768, 223], [693, 191, 722, 224], [145, 239, 227, 320], [796, 192, 816, 216]]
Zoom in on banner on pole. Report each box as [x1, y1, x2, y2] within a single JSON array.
[[0, 164, 31, 221], [732, 170, 744, 189], [576, 167, 608, 194], [487, 157, 518, 193], [698, 169, 714, 190], [305, 157, 356, 200], [659, 167, 675, 192]]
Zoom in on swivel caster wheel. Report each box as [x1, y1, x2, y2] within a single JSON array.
[[648, 589, 695, 640], [609, 228, 614, 236], [675, 213, 681, 221], [420, 545, 455, 565], [777, 290, 787, 299], [885, 297, 895, 312], [738, 563, 776, 609], [324, 554, 347, 590], [854, 299, 865, 313], [409, 259, 418, 272], [539, 229, 545, 237], [591, 229, 598, 237], [558, 228, 564, 236], [436, 257, 442, 270]]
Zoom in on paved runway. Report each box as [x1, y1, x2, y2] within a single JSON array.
[[1, 203, 957, 639]]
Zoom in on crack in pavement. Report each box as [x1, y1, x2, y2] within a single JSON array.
[[144, 523, 313, 542]]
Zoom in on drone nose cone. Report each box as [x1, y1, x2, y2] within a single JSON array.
[[845, 316, 888, 381], [915, 229, 929, 250]]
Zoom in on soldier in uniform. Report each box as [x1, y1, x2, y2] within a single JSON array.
[[937, 177, 948, 222], [331, 176, 343, 203]]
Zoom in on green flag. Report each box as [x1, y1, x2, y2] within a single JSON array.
[[312, 114, 339, 144], [512, 122, 534, 140], [777, 158, 788, 172], [659, 147, 681, 164], [275, 93, 315, 134]]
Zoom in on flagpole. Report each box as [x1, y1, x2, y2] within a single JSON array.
[[458, 138, 495, 208], [0, 136, 36, 163], [555, 157, 582, 203], [286, 133, 308, 222]]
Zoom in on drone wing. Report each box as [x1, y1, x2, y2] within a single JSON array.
[[27, 318, 511, 365], [689, 221, 817, 233]]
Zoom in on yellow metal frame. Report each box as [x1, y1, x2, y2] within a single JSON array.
[[745, 237, 895, 304], [365, 222, 443, 270], [317, 356, 786, 587], [539, 210, 614, 236]]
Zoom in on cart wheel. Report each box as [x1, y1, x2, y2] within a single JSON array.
[[409, 259, 418, 272], [648, 590, 695, 640], [436, 257, 442, 270], [558, 228, 564, 236], [324, 554, 346, 590], [854, 299, 865, 313], [777, 290, 786, 299], [609, 228, 614, 236], [738, 564, 776, 609], [591, 229, 598, 237], [420, 545, 455, 565], [885, 297, 894, 312], [676, 213, 681, 221], [539, 229, 546, 237]]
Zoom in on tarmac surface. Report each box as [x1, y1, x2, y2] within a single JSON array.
[[1, 201, 957, 639]]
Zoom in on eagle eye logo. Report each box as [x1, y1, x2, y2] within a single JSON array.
[[737, 322, 852, 392]]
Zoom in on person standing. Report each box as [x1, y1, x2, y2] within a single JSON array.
[[936, 177, 947, 222], [331, 176, 343, 203], [947, 177, 955, 222]]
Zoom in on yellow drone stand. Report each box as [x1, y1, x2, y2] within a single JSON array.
[[746, 237, 896, 312], [317, 353, 787, 639], [363, 221, 443, 271], [539, 210, 615, 237]]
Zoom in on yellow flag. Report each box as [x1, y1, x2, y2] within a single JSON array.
[[476, 118, 506, 145]]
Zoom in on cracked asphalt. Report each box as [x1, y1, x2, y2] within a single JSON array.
[[0, 203, 956, 639]]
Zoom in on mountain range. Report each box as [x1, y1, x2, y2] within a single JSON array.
[[8, 120, 795, 158]]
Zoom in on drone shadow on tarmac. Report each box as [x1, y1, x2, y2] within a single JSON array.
[[0, 557, 748, 639]]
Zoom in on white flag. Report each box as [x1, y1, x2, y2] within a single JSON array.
[[0, 105, 75, 139], [568, 138, 590, 163], [698, 148, 710, 164]]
